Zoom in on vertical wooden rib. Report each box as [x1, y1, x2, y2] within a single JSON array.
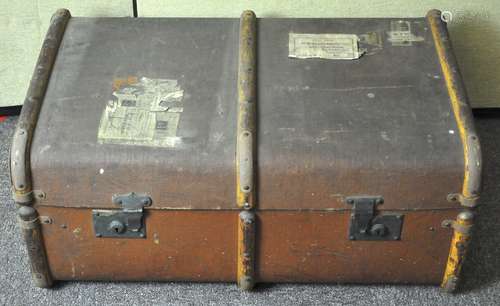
[[11, 9, 71, 288], [236, 10, 257, 209], [11, 8, 71, 204], [237, 211, 256, 290], [236, 10, 257, 290], [427, 9, 481, 292], [427, 9, 481, 207]]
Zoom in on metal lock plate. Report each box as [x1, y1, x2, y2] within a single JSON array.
[[346, 196, 404, 241], [93, 192, 151, 238]]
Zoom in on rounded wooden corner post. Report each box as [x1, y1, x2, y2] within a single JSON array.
[[440, 211, 474, 292], [17, 206, 53, 288], [236, 10, 257, 290], [10, 8, 71, 288], [426, 9, 482, 292]]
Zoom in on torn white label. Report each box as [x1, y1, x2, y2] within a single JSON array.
[[289, 33, 364, 60], [97, 77, 183, 148]]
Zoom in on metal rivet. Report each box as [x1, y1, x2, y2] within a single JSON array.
[[40, 216, 52, 224], [442, 220, 453, 228], [36, 191, 46, 200], [458, 211, 474, 222]]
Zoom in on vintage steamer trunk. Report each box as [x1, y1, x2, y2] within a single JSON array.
[[10, 9, 481, 291]]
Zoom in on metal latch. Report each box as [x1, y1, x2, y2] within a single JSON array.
[[92, 192, 152, 238], [346, 196, 404, 241]]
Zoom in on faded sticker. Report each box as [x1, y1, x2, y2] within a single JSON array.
[[358, 31, 384, 56], [387, 20, 424, 46], [97, 77, 183, 148], [289, 33, 364, 60]]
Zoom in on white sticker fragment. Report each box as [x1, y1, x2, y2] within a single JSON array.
[[387, 20, 425, 46], [97, 77, 184, 148], [288, 33, 364, 60]]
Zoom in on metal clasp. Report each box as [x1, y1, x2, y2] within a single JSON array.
[[346, 196, 404, 241], [92, 192, 152, 238]]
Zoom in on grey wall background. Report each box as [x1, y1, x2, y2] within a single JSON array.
[[1, 0, 499, 108]]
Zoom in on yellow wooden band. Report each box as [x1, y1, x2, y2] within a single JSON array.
[[428, 13, 471, 198]]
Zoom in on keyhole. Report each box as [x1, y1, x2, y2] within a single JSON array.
[[370, 224, 387, 237], [108, 220, 125, 234]]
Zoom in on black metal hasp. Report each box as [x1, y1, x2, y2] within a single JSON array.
[[92, 192, 152, 238], [346, 196, 404, 241]]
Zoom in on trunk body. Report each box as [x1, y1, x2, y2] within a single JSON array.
[[11, 10, 481, 291]]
